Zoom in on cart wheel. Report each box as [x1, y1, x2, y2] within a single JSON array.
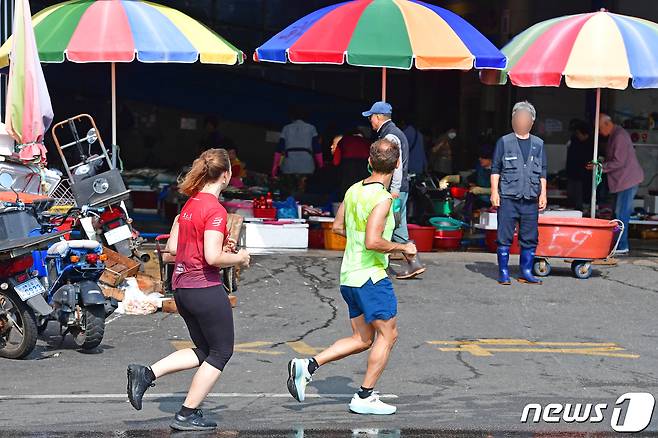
[[533, 258, 551, 277], [571, 261, 592, 279]]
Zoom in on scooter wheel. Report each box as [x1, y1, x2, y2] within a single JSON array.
[[533, 258, 551, 277], [0, 289, 38, 359], [571, 261, 592, 279], [72, 305, 105, 350]]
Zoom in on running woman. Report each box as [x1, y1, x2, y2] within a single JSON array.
[[127, 149, 250, 431], [287, 138, 417, 415]]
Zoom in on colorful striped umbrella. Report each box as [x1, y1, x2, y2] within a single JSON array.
[[0, 0, 244, 166], [255, 0, 506, 100], [481, 9, 658, 217], [5, 0, 53, 164]]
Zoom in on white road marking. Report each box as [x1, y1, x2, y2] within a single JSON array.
[[105, 314, 122, 325], [0, 392, 397, 400]]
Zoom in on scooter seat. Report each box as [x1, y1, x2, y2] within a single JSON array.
[[48, 239, 102, 257]]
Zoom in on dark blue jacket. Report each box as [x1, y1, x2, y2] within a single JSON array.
[[378, 120, 409, 193], [492, 133, 546, 200]]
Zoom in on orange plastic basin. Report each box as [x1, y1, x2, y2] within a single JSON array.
[[536, 217, 619, 260], [0, 191, 49, 203]]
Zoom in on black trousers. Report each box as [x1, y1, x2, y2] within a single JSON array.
[[496, 197, 539, 250], [174, 285, 234, 371]]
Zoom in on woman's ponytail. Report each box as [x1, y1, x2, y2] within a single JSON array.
[[179, 148, 231, 196]]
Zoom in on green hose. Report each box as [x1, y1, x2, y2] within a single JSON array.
[[591, 160, 603, 187]]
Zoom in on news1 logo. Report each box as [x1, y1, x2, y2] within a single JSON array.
[[521, 392, 655, 432]]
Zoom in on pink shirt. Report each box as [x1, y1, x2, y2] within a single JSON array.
[[171, 193, 227, 290], [603, 126, 645, 193]]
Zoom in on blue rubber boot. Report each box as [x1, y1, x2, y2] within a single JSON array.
[[518, 248, 542, 285], [497, 246, 511, 285]]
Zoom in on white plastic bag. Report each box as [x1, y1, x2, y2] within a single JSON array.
[[118, 277, 160, 315]]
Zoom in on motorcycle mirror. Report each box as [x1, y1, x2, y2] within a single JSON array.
[[0, 173, 13, 189], [86, 128, 98, 145], [0, 172, 20, 204]]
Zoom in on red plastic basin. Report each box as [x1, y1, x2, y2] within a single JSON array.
[[485, 229, 520, 254], [536, 217, 618, 259], [484, 217, 618, 259], [408, 224, 435, 252], [434, 229, 464, 250]]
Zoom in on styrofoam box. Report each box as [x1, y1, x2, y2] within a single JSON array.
[[0, 123, 14, 156], [478, 208, 583, 231], [242, 222, 309, 249], [541, 209, 583, 218], [479, 211, 497, 229], [645, 196, 658, 215]]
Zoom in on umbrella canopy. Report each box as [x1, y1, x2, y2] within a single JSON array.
[[0, 0, 244, 168], [255, 0, 505, 99], [480, 9, 658, 89], [256, 0, 505, 70], [5, 0, 53, 163], [480, 9, 658, 218], [0, 0, 244, 66]]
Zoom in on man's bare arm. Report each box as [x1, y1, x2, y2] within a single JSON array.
[[365, 200, 415, 255], [332, 202, 346, 237]]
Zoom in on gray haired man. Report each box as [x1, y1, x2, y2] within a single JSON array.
[[490, 101, 548, 285]]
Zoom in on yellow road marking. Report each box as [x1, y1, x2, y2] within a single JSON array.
[[428, 339, 618, 347], [171, 340, 195, 350], [171, 340, 283, 355], [428, 339, 639, 358], [286, 341, 324, 355]]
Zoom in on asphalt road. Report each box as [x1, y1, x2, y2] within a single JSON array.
[[1, 251, 657, 436]]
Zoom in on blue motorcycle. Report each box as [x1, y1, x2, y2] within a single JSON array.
[[33, 207, 116, 350]]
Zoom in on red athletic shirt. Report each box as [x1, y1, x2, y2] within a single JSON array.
[[334, 135, 371, 166], [171, 192, 227, 290]]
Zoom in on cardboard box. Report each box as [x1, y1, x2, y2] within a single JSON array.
[[101, 286, 125, 302], [136, 273, 162, 293], [162, 298, 178, 314]]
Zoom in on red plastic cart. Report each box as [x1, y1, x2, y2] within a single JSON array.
[[532, 216, 623, 279]]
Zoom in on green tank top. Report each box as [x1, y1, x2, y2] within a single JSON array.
[[340, 181, 395, 287]]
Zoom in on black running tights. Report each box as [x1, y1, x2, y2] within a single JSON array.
[[174, 285, 234, 371]]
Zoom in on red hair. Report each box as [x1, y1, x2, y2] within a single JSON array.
[[179, 149, 230, 196]]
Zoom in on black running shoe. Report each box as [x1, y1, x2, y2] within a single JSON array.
[[127, 364, 155, 410], [170, 409, 217, 431]]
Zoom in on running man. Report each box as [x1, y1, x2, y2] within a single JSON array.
[[286, 138, 417, 415]]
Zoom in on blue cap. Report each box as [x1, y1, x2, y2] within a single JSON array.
[[362, 101, 392, 117]]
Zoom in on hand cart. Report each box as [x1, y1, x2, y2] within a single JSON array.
[[532, 217, 623, 279]]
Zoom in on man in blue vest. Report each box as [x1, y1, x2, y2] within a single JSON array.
[[491, 101, 547, 285]]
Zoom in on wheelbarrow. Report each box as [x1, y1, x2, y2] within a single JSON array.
[[532, 216, 623, 279]]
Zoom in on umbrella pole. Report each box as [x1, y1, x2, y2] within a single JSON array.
[[381, 67, 387, 101], [111, 62, 117, 169], [590, 87, 601, 218]]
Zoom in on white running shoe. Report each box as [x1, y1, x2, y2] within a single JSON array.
[[287, 358, 312, 402], [349, 391, 397, 415]]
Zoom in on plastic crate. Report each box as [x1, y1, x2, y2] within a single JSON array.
[[321, 222, 346, 250], [253, 208, 277, 219]]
